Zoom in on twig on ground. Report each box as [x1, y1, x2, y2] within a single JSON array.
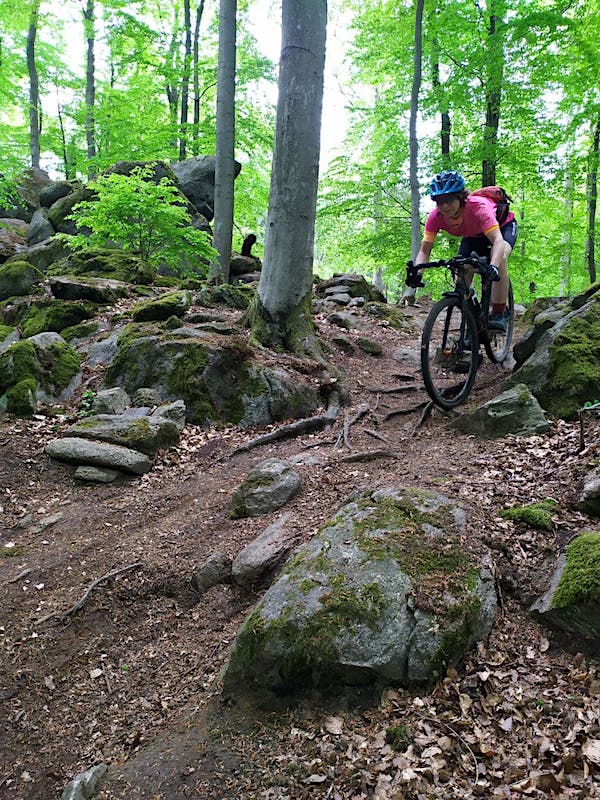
[[339, 449, 397, 463], [364, 428, 391, 444], [35, 562, 143, 625], [8, 568, 33, 584]]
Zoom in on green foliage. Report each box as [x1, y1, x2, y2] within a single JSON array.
[[68, 167, 216, 277], [78, 389, 96, 418]]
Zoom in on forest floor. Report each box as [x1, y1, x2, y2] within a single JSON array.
[[0, 297, 599, 800]]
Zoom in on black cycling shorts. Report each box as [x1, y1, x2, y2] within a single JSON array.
[[458, 219, 518, 259]]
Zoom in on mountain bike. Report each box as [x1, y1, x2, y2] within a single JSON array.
[[406, 254, 514, 409]]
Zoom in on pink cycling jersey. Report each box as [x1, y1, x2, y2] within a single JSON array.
[[423, 194, 515, 243]]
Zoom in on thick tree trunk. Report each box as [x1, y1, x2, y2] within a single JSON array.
[[210, 0, 237, 284], [585, 113, 600, 284], [249, 0, 327, 356], [83, 0, 96, 178], [409, 0, 425, 260]]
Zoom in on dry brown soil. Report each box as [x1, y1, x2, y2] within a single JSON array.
[[0, 300, 598, 800]]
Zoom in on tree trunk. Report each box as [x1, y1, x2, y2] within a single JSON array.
[[560, 171, 573, 295], [585, 113, 600, 284], [83, 0, 97, 178], [179, 0, 192, 160], [409, 0, 425, 260], [210, 0, 237, 284], [26, 1, 41, 169], [192, 0, 205, 155], [432, 39, 451, 165], [248, 0, 327, 356], [481, 2, 505, 186]]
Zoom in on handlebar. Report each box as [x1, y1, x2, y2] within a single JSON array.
[[405, 252, 493, 288]]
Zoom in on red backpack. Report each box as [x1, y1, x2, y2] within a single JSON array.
[[470, 185, 513, 225]]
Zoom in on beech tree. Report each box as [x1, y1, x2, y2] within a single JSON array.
[[26, 0, 42, 168], [249, 0, 327, 355]]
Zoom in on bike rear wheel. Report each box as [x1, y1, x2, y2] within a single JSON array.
[[421, 296, 480, 409], [484, 280, 514, 364]]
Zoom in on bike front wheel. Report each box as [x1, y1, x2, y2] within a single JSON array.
[[421, 296, 480, 409], [484, 280, 514, 364]]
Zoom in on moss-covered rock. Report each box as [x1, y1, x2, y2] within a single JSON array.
[[18, 299, 97, 338], [46, 247, 156, 284], [500, 498, 558, 529], [0, 332, 81, 416], [531, 532, 600, 642], [505, 294, 600, 420], [0, 260, 43, 302], [222, 486, 497, 698], [132, 290, 191, 322], [197, 282, 255, 310], [363, 301, 412, 331]]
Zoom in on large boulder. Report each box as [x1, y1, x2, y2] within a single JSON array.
[[45, 247, 156, 284], [16, 298, 97, 338], [45, 436, 152, 475], [453, 384, 550, 438], [0, 260, 42, 301], [0, 332, 81, 416], [28, 208, 55, 246], [103, 326, 320, 426], [531, 532, 600, 644], [0, 219, 28, 263], [505, 291, 600, 420], [0, 167, 53, 222], [222, 487, 497, 697], [48, 275, 129, 304], [64, 413, 180, 456], [171, 155, 241, 222]]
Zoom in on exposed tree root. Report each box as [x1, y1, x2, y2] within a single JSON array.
[[339, 449, 398, 463], [36, 562, 144, 626]]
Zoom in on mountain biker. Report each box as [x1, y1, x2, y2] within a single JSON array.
[[406, 170, 518, 331]]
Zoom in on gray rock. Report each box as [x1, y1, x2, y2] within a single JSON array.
[[0, 259, 39, 301], [580, 472, 600, 516], [453, 384, 550, 438], [133, 387, 163, 407], [65, 413, 180, 456], [327, 311, 359, 330], [86, 328, 125, 367], [171, 155, 241, 221], [45, 437, 152, 474], [222, 486, 497, 696], [150, 400, 187, 430], [28, 207, 55, 245], [191, 552, 232, 594], [230, 460, 302, 519], [49, 276, 128, 304], [0, 328, 20, 356], [74, 465, 122, 483], [40, 180, 73, 209], [393, 347, 420, 369], [61, 764, 107, 800], [327, 292, 353, 306], [232, 513, 295, 586], [91, 387, 130, 415]]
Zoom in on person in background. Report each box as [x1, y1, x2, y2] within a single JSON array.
[[407, 170, 518, 331]]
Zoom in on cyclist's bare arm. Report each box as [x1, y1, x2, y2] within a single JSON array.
[[415, 239, 434, 266]]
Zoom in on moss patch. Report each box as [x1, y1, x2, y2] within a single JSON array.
[[132, 291, 190, 322], [547, 300, 600, 419], [551, 531, 600, 608], [20, 299, 97, 337], [0, 324, 15, 343], [500, 499, 557, 530], [61, 321, 100, 342], [197, 283, 255, 310], [47, 247, 156, 284]]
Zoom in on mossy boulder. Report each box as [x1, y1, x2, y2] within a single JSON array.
[[363, 301, 411, 331], [505, 293, 600, 420], [104, 326, 320, 427], [0, 260, 43, 301], [230, 460, 302, 519], [0, 332, 81, 416], [222, 486, 497, 698], [46, 247, 156, 284], [501, 498, 558, 530], [18, 298, 97, 338], [48, 275, 129, 304], [196, 283, 255, 310], [315, 274, 386, 303], [65, 413, 181, 456], [132, 290, 191, 322], [531, 532, 600, 642]]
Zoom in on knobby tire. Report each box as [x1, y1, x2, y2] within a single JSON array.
[[421, 296, 480, 409], [483, 280, 515, 364]]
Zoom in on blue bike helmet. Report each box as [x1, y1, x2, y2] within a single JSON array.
[[429, 170, 466, 198]]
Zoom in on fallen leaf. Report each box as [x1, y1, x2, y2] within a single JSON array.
[[324, 716, 344, 735], [582, 738, 600, 765]]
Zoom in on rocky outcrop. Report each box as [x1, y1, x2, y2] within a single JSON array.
[[222, 487, 497, 697]]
